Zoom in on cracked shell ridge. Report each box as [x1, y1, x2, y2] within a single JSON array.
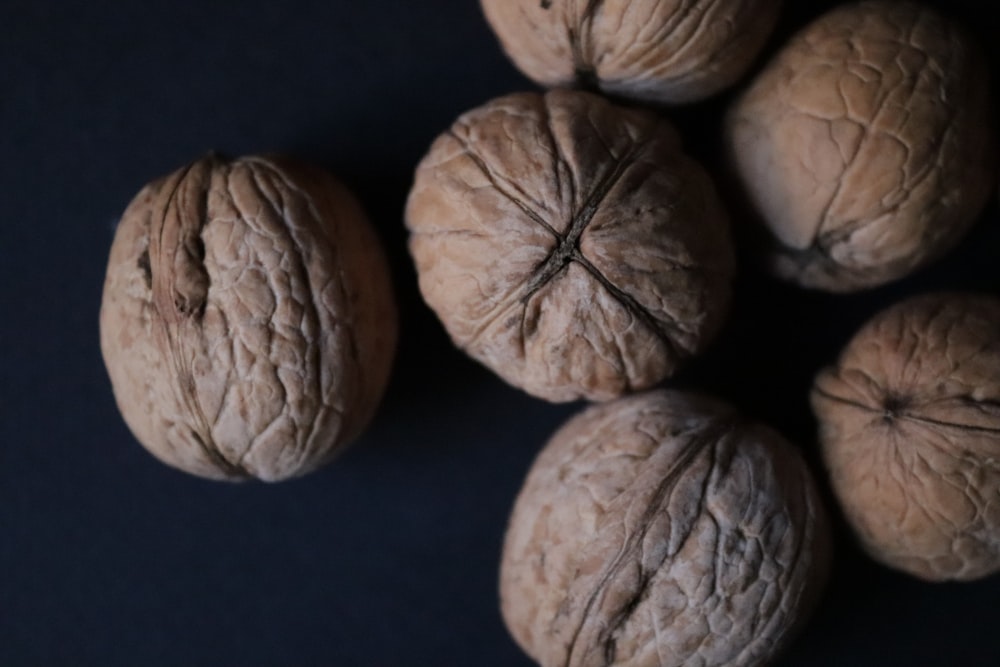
[[405, 90, 734, 403]]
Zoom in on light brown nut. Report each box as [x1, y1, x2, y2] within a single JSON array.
[[500, 390, 829, 667], [99, 154, 397, 482], [725, 1, 995, 291], [405, 90, 734, 403], [480, 0, 782, 105], [813, 292, 1000, 581]]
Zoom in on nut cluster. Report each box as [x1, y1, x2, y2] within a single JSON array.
[[97, 1, 1000, 665]]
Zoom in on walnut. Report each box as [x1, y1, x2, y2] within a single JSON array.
[[99, 154, 397, 482], [724, 1, 995, 291], [405, 90, 734, 403], [500, 390, 829, 667], [480, 0, 782, 105], [813, 292, 1000, 581]]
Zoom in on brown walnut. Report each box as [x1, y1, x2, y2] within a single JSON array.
[[405, 90, 734, 403], [725, 1, 995, 291], [480, 0, 782, 105], [99, 154, 397, 482], [500, 390, 829, 667], [813, 293, 1000, 581]]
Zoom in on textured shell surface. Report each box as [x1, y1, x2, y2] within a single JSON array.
[[500, 390, 829, 667], [481, 0, 782, 104], [813, 292, 1000, 580], [725, 0, 995, 291], [100, 154, 397, 482], [406, 90, 734, 403]]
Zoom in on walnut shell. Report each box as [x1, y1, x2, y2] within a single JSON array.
[[481, 0, 782, 105], [813, 292, 1000, 581], [725, 1, 995, 291], [405, 90, 734, 403], [99, 155, 397, 482], [500, 390, 829, 667]]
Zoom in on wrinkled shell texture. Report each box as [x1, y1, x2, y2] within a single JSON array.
[[100, 155, 397, 482], [406, 90, 734, 403], [501, 390, 828, 667], [813, 293, 1000, 581], [725, 1, 994, 291], [481, 0, 782, 104]]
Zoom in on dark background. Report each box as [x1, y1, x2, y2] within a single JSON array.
[[3, 1, 1000, 665]]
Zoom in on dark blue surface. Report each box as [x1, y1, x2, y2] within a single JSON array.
[[2, 1, 1000, 665]]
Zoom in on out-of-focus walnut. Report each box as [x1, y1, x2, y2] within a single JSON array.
[[500, 390, 829, 667], [725, 1, 994, 291], [405, 90, 734, 403], [480, 0, 782, 105], [100, 154, 397, 482], [813, 293, 1000, 581]]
